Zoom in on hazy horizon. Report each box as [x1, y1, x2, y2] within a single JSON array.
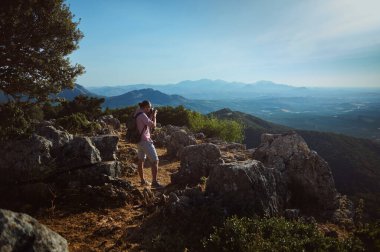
[[67, 0, 380, 88], [81, 78, 380, 89]]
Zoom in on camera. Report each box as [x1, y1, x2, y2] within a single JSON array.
[[147, 107, 157, 117]]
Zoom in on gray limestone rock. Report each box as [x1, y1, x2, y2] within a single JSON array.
[[0, 135, 53, 184], [171, 143, 223, 184], [98, 115, 121, 130], [253, 132, 338, 213], [56, 136, 101, 168], [36, 125, 73, 150], [206, 160, 285, 217], [167, 129, 197, 158], [0, 209, 68, 252], [91, 135, 119, 161]]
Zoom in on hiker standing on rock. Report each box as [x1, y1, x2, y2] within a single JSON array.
[[134, 100, 163, 188]]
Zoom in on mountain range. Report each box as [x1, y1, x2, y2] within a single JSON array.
[[99, 86, 380, 142], [87, 79, 309, 99]]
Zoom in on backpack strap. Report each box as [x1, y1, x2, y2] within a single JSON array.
[[134, 112, 148, 141], [134, 112, 144, 119]]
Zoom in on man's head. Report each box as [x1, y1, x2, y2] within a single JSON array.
[[139, 100, 152, 114]]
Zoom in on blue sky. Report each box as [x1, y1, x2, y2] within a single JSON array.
[[66, 0, 380, 87]]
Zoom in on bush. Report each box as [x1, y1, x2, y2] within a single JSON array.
[[55, 112, 100, 134], [156, 105, 190, 126], [104, 106, 136, 123], [349, 221, 380, 252], [203, 216, 349, 252], [58, 95, 105, 120], [188, 112, 244, 142], [0, 103, 32, 141]]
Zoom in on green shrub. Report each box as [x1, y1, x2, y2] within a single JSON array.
[[188, 112, 244, 142], [156, 105, 190, 126], [55, 112, 100, 134], [203, 216, 349, 252], [58, 95, 105, 120], [349, 221, 380, 252], [42, 102, 61, 120], [103, 106, 136, 124], [0, 103, 32, 140]]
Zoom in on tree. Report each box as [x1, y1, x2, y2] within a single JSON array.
[[58, 95, 105, 120], [0, 0, 84, 103]]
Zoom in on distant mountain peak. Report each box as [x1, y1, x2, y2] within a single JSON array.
[[103, 88, 188, 109]]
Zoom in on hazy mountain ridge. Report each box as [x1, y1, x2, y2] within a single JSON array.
[[54, 84, 100, 100], [86, 79, 309, 99], [72, 84, 380, 141], [102, 88, 188, 108]]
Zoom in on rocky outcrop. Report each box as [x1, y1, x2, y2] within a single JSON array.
[[171, 143, 223, 184], [206, 160, 285, 217], [36, 125, 73, 150], [0, 125, 136, 210], [56, 136, 101, 168], [91, 135, 119, 161], [153, 125, 188, 148], [167, 130, 197, 158], [163, 186, 205, 215], [98, 115, 121, 130], [0, 209, 68, 251], [0, 134, 53, 184], [253, 132, 338, 214], [56, 161, 124, 187]]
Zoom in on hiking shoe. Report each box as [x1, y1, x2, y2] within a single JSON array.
[[151, 181, 164, 188], [140, 179, 151, 186]]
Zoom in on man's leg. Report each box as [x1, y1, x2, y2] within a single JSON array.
[[143, 141, 161, 186], [151, 160, 159, 183], [137, 159, 145, 182], [137, 143, 147, 184]]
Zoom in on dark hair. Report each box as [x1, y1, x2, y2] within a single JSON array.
[[138, 100, 151, 108]]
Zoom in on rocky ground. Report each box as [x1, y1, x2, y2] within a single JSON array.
[[36, 140, 181, 251], [0, 118, 355, 251]]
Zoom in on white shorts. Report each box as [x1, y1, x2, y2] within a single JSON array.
[[137, 140, 159, 162]]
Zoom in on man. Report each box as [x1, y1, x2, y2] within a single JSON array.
[[134, 100, 162, 188]]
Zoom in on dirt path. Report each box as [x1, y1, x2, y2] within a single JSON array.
[[38, 136, 180, 252]]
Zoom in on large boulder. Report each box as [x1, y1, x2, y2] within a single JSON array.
[[98, 115, 121, 130], [253, 132, 338, 214], [171, 143, 223, 184], [167, 130, 197, 158], [0, 209, 68, 251], [206, 160, 285, 217], [55, 136, 101, 168], [91, 135, 119, 161], [0, 135, 53, 184], [54, 162, 136, 208], [55, 161, 123, 188], [36, 125, 73, 150], [153, 125, 186, 147]]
